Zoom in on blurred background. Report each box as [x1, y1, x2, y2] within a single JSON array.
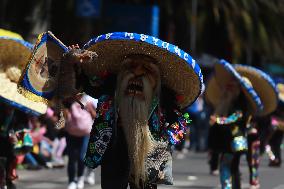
[[1, 1, 284, 189], [1, 0, 284, 74]]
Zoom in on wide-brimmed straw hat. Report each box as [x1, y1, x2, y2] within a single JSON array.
[[234, 65, 278, 116], [0, 30, 47, 115], [205, 59, 263, 115], [18, 31, 68, 103], [83, 32, 204, 108]]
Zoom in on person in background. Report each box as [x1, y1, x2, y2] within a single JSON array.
[[0, 104, 17, 189], [266, 81, 284, 167], [39, 107, 66, 168], [64, 94, 97, 189], [233, 65, 278, 189], [206, 60, 264, 189]]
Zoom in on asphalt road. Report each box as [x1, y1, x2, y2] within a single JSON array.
[[15, 150, 284, 189]]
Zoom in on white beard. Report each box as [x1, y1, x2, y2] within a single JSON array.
[[116, 70, 160, 186]]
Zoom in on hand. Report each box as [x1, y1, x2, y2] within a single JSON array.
[[68, 44, 80, 50]]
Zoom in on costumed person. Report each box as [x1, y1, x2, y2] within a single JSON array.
[[0, 30, 47, 189], [17, 32, 203, 189], [205, 60, 264, 189], [266, 79, 284, 167], [233, 65, 278, 189], [82, 32, 203, 189]]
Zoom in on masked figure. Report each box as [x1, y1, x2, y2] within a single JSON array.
[[206, 60, 277, 189], [19, 32, 204, 189]]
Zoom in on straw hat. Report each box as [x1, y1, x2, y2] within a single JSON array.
[[18, 31, 68, 102], [83, 32, 204, 108], [0, 29, 23, 40], [234, 65, 278, 116], [205, 59, 263, 115], [0, 30, 47, 115]]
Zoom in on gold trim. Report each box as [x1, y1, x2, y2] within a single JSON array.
[[17, 86, 49, 105]]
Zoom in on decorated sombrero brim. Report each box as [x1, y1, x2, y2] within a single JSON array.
[[0, 29, 23, 40], [83, 32, 204, 108], [18, 31, 68, 102], [0, 32, 47, 115], [234, 65, 278, 116], [205, 59, 263, 114]]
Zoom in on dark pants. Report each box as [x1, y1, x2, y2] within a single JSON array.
[[66, 134, 89, 183], [269, 130, 283, 163], [101, 128, 157, 189], [220, 153, 241, 189], [0, 136, 16, 189], [209, 151, 220, 171]]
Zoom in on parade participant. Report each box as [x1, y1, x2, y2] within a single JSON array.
[[266, 80, 284, 167], [233, 65, 278, 189], [206, 60, 263, 189], [0, 30, 47, 189], [18, 32, 203, 189]]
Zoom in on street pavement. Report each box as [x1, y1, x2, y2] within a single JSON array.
[[15, 150, 284, 189]]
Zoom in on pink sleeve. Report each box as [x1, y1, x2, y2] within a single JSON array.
[[70, 103, 82, 119]]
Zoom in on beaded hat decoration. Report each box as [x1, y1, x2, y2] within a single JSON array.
[[205, 59, 263, 115], [234, 65, 278, 116], [83, 32, 204, 108], [0, 29, 47, 115], [18, 31, 68, 102]]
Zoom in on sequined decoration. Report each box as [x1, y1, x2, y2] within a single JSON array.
[[250, 140, 260, 186], [216, 111, 243, 125], [231, 136, 248, 152], [167, 110, 191, 145]]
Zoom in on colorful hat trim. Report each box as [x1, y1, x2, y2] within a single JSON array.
[[18, 31, 68, 102], [206, 59, 263, 114]]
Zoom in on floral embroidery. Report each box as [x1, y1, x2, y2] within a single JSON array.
[[216, 111, 243, 125], [85, 95, 191, 168], [167, 111, 191, 145], [84, 95, 114, 169]]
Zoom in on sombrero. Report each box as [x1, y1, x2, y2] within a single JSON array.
[[0, 30, 47, 115], [18, 31, 68, 103], [234, 64, 278, 116], [205, 59, 263, 115], [83, 32, 204, 108]]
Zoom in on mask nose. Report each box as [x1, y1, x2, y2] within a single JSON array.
[[132, 64, 145, 77]]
